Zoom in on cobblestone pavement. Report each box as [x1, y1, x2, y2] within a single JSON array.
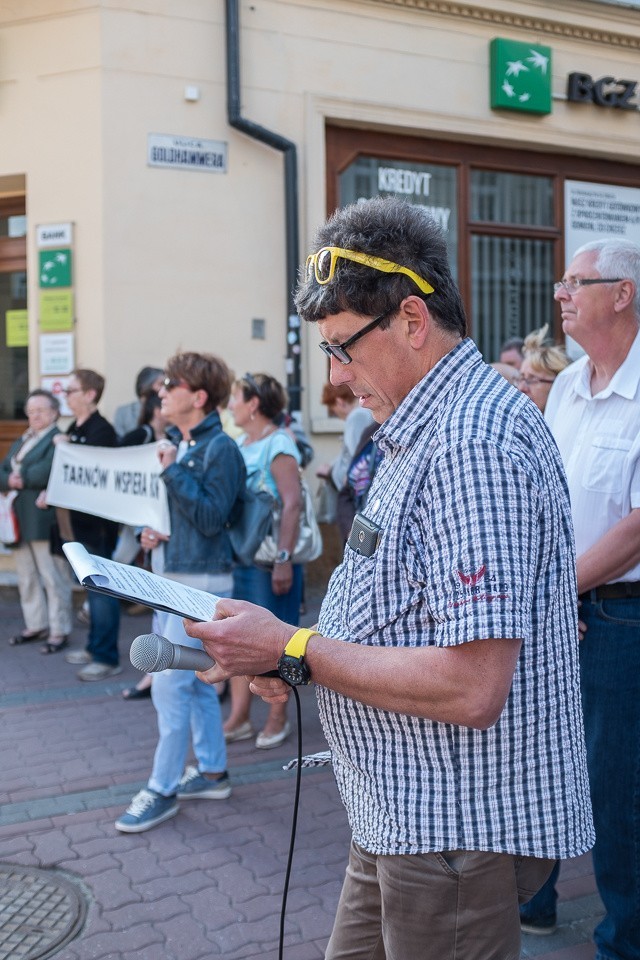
[[0, 586, 600, 959]]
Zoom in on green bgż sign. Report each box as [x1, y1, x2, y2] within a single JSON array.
[[39, 248, 72, 288], [490, 38, 552, 115]]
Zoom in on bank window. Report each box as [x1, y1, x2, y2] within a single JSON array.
[[339, 157, 458, 278], [470, 170, 554, 226], [469, 169, 555, 359], [471, 236, 555, 362]]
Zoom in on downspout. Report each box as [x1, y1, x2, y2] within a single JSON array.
[[225, 0, 301, 412]]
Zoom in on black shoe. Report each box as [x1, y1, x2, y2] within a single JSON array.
[[122, 684, 152, 700], [8, 628, 49, 646]]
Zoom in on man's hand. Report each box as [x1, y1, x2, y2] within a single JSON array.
[[249, 674, 291, 703], [577, 600, 587, 642], [185, 598, 293, 682]]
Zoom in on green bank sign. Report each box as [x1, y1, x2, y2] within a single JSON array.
[[490, 38, 552, 115]]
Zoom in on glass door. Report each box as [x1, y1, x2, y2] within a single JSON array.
[[470, 170, 556, 359], [471, 235, 555, 362], [0, 199, 28, 459], [0, 268, 28, 418]]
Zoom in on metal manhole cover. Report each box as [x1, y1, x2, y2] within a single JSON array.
[[0, 863, 87, 960]]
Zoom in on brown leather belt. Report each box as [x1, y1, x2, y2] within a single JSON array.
[[579, 581, 640, 602]]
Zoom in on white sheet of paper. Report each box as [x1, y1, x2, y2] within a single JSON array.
[[62, 542, 219, 622]]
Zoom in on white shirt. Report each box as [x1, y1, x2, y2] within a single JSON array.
[[545, 327, 640, 581]]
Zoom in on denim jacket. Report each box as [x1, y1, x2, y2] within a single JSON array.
[[161, 411, 246, 574]]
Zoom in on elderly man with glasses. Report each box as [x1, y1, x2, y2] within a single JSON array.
[[187, 197, 593, 959], [536, 239, 640, 960]]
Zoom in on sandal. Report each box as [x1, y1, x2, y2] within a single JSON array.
[[8, 628, 49, 646], [40, 635, 69, 655], [122, 684, 152, 700]]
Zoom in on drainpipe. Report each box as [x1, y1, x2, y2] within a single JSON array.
[[225, 0, 301, 412]]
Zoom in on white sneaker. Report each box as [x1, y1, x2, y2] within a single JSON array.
[[77, 662, 122, 681], [115, 789, 178, 833], [64, 649, 92, 665]]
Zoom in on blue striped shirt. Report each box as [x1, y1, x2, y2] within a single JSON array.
[[316, 338, 594, 858]]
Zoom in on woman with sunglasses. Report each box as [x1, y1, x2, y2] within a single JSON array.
[[115, 352, 246, 833], [224, 372, 303, 749], [516, 325, 570, 413]]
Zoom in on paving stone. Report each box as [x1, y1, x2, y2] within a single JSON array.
[[111, 846, 164, 883], [83, 867, 142, 911], [136, 869, 209, 900], [68, 922, 164, 959], [155, 913, 220, 958], [105, 893, 190, 928], [185, 864, 268, 923]]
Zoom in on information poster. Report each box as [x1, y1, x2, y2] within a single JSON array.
[[39, 290, 74, 331], [39, 332, 74, 375], [41, 375, 73, 416], [565, 180, 640, 256], [6, 309, 29, 347]]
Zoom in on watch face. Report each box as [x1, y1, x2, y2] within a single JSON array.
[[278, 655, 311, 685]]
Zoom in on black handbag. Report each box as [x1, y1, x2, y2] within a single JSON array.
[[226, 486, 274, 568]]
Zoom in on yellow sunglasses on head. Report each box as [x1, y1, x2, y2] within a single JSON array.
[[305, 246, 434, 295]]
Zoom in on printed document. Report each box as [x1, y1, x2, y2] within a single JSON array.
[[62, 542, 218, 622]]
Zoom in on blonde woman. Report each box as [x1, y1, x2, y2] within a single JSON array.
[[517, 325, 570, 413], [517, 327, 570, 934]]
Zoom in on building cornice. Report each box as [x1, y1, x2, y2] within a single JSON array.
[[366, 0, 640, 50]]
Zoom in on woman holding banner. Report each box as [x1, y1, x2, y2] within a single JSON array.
[[55, 368, 122, 680]]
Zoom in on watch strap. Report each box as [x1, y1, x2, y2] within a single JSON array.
[[284, 628, 320, 659]]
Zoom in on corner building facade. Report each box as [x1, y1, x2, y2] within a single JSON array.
[[1, 0, 639, 457]]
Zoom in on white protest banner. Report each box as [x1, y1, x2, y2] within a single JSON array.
[[46, 441, 171, 535]]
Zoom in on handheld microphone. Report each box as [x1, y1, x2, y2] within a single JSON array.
[[130, 633, 214, 673]]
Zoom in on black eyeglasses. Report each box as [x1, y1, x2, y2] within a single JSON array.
[[319, 308, 396, 365], [553, 278, 625, 295]]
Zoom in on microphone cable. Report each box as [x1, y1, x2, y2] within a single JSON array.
[[277, 685, 302, 960]]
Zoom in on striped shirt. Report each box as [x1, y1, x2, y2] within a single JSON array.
[[316, 338, 594, 858]]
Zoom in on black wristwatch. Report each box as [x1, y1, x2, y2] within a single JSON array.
[[277, 628, 319, 685], [274, 549, 291, 565]]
